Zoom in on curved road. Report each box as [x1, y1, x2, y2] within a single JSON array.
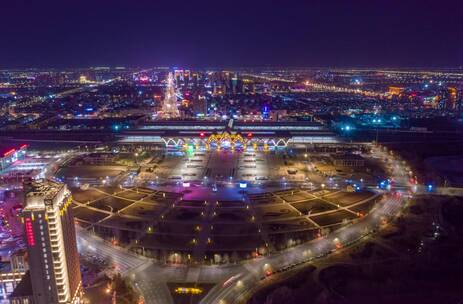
[[75, 144, 413, 304]]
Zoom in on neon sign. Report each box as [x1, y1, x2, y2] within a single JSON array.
[[25, 218, 35, 246], [3, 149, 15, 157]]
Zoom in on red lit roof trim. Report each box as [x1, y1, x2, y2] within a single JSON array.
[[3, 149, 15, 157]]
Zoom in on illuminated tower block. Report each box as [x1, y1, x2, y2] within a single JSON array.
[[21, 180, 82, 304]]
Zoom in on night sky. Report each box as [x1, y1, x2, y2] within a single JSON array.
[[2, 0, 462, 68]]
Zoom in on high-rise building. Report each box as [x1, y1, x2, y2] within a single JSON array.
[[192, 73, 199, 87], [231, 76, 238, 94], [192, 95, 207, 116], [0, 249, 28, 301], [174, 69, 183, 84], [183, 70, 191, 87], [12, 180, 82, 304], [448, 87, 458, 109]]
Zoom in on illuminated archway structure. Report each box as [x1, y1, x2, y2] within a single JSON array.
[[117, 120, 341, 149], [206, 132, 245, 149], [158, 131, 292, 151]]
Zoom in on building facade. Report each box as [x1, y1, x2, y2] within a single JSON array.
[[0, 249, 28, 302], [13, 180, 82, 304], [0, 145, 27, 171]]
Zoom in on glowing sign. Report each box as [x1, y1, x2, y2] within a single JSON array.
[[174, 287, 203, 295], [207, 133, 245, 147], [182, 182, 190, 188], [25, 217, 35, 246], [239, 182, 248, 189], [3, 149, 15, 157]]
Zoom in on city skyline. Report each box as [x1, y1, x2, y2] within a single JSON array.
[[0, 66, 463, 304]]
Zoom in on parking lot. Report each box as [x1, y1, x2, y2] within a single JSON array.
[[71, 183, 380, 264]]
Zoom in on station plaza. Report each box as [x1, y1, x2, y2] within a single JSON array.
[[68, 121, 386, 264]]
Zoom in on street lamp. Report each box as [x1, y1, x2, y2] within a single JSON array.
[[133, 152, 140, 166]]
